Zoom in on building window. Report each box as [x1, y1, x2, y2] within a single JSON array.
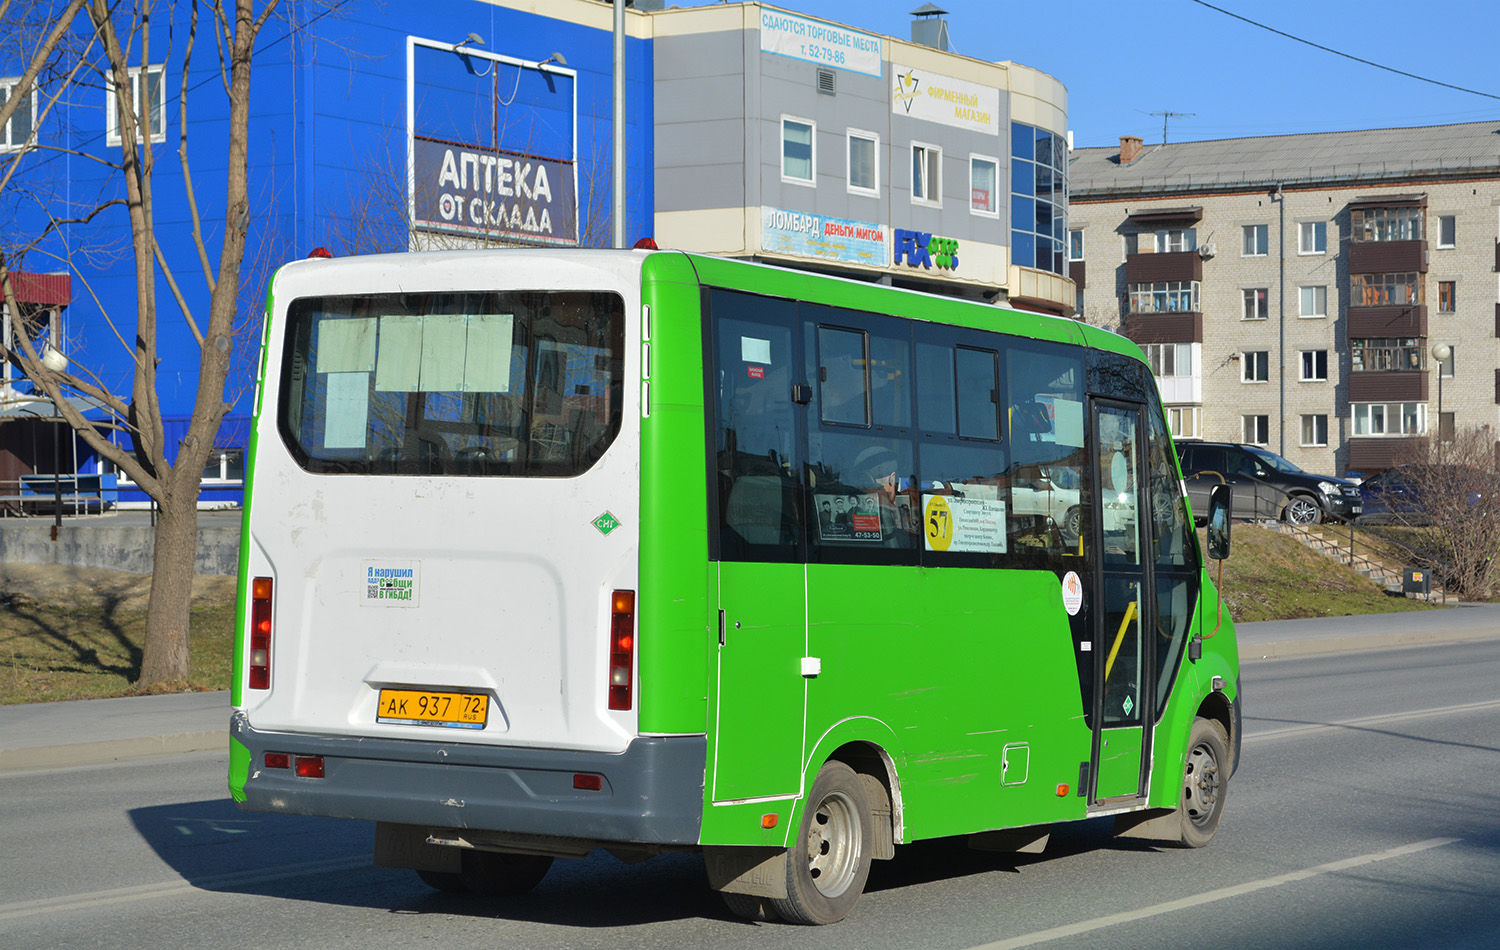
[[1242, 223, 1268, 257], [1352, 401, 1425, 436], [1300, 415, 1328, 447], [1350, 272, 1422, 307], [1068, 229, 1085, 262], [1298, 221, 1327, 255], [1435, 345, 1455, 378], [781, 116, 815, 185], [1437, 214, 1456, 248], [1168, 406, 1201, 440], [846, 129, 878, 196], [969, 154, 998, 216], [1438, 280, 1455, 313], [1299, 285, 1327, 318], [1242, 351, 1269, 383], [1438, 412, 1455, 442], [912, 142, 941, 205], [1351, 206, 1423, 242], [1154, 228, 1196, 253], [1299, 350, 1328, 381], [1145, 342, 1194, 378], [1010, 122, 1067, 276], [1242, 288, 1269, 321], [1242, 414, 1270, 445], [106, 64, 166, 145], [1127, 280, 1199, 313], [1351, 338, 1425, 373], [1, 76, 36, 152]]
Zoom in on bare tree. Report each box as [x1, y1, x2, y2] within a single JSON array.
[[1365, 426, 1500, 600], [0, 0, 285, 687]]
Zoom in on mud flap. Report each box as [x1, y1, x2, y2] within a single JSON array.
[[703, 846, 790, 899], [374, 822, 460, 872]]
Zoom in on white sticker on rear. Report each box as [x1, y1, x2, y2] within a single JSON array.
[[364, 560, 420, 607], [1061, 571, 1083, 616]]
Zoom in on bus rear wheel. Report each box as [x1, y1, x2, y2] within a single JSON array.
[[773, 761, 873, 925], [1178, 717, 1229, 848], [456, 850, 554, 895]]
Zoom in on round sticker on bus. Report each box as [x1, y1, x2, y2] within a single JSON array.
[[924, 495, 953, 552], [1061, 571, 1083, 616]]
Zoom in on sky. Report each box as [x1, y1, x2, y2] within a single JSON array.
[[670, 0, 1500, 148]]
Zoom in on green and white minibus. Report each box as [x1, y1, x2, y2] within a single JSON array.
[[229, 248, 1241, 924]]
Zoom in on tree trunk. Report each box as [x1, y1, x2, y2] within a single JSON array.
[[137, 493, 200, 686]]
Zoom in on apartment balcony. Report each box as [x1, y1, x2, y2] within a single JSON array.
[[1122, 312, 1202, 345], [1125, 250, 1202, 284], [1348, 304, 1427, 338], [1155, 375, 1201, 404], [1348, 239, 1426, 274], [1348, 370, 1428, 402], [1349, 436, 1427, 471]]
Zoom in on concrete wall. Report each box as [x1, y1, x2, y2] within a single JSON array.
[[0, 519, 240, 576]]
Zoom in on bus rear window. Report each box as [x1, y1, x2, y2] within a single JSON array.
[[279, 291, 624, 476]]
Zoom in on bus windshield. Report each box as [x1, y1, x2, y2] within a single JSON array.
[[279, 290, 624, 476]]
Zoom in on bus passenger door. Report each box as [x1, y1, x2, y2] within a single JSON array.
[[707, 292, 808, 803], [1089, 401, 1154, 803]]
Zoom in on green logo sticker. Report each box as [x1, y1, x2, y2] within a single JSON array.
[[592, 511, 621, 536]]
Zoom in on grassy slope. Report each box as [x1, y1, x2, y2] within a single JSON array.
[[1210, 524, 1440, 623]]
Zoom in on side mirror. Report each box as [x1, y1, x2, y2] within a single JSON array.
[[1206, 483, 1232, 560]]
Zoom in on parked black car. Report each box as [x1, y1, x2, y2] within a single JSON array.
[[1177, 441, 1362, 525]]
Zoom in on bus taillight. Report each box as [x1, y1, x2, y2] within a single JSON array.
[[249, 576, 273, 690], [608, 590, 635, 710]]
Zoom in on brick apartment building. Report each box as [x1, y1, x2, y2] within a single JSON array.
[[1068, 121, 1500, 475]]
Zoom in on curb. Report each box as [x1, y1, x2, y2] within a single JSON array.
[[1243, 625, 1500, 661], [0, 730, 226, 773]]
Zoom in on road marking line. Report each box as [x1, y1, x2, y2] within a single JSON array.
[[0, 856, 370, 921], [1244, 698, 1500, 744], [964, 837, 1459, 950]]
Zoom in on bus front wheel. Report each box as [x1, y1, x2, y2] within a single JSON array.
[[1179, 717, 1229, 848], [774, 761, 873, 925]]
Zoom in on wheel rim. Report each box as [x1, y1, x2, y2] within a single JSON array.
[[1287, 498, 1318, 524], [1183, 738, 1222, 827], [804, 790, 863, 898]]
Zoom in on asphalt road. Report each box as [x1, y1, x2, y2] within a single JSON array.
[[3, 639, 1499, 949]]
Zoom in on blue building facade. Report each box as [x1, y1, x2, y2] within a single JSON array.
[[0, 0, 654, 508]]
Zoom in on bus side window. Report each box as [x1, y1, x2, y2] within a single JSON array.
[[1004, 346, 1087, 555], [710, 291, 804, 562]]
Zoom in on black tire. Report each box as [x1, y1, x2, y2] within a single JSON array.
[[1178, 718, 1229, 848], [772, 761, 873, 925], [1283, 494, 1323, 526], [1062, 506, 1082, 540], [457, 850, 554, 896], [415, 869, 466, 892], [721, 891, 782, 922]]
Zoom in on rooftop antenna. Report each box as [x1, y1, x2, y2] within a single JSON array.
[[1146, 110, 1195, 145]]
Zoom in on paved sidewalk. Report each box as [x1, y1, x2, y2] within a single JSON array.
[[1236, 602, 1500, 659], [0, 690, 228, 772], [2, 604, 1498, 773]]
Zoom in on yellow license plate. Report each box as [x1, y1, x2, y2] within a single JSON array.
[[376, 689, 488, 729]]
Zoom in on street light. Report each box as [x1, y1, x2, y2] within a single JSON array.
[[1431, 342, 1451, 447]]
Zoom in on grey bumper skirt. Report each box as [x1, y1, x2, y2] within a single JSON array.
[[232, 712, 706, 845]]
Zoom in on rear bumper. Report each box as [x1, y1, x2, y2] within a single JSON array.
[[231, 712, 706, 845]]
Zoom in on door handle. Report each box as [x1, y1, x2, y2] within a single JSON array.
[[718, 609, 726, 646]]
